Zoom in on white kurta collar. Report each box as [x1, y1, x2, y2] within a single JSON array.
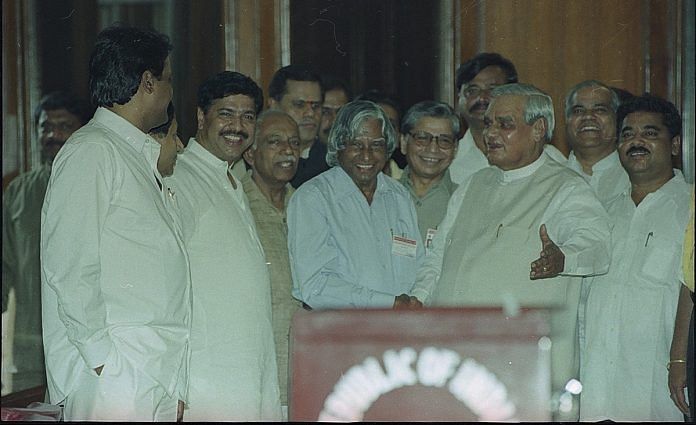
[[95, 107, 161, 176], [186, 137, 234, 175], [495, 153, 546, 184], [568, 150, 621, 176]]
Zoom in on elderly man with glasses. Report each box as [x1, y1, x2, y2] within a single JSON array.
[[397, 101, 460, 250], [288, 100, 423, 310]]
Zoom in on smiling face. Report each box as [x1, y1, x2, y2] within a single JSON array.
[[401, 117, 457, 180], [244, 113, 301, 188], [618, 111, 678, 184], [337, 117, 388, 193], [483, 95, 544, 171], [196, 94, 256, 164], [566, 85, 617, 157]]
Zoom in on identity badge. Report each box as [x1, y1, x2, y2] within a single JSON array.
[[425, 227, 437, 252], [392, 235, 417, 258]]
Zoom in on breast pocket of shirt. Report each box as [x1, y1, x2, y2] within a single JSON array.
[[636, 233, 681, 286]]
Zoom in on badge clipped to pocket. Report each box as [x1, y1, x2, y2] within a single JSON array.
[[392, 234, 418, 258], [425, 227, 437, 252]]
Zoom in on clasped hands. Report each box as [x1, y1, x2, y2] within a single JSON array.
[[393, 293, 423, 309]]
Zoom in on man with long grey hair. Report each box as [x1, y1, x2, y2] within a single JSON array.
[[410, 83, 611, 420], [288, 100, 423, 310]]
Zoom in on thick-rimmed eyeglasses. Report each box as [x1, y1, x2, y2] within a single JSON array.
[[408, 131, 456, 150]]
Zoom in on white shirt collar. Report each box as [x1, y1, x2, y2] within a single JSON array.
[[495, 153, 546, 183]]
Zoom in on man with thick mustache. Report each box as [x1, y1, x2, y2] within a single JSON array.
[[564, 80, 630, 206], [449, 52, 518, 184], [241, 110, 302, 419], [165, 71, 281, 421], [410, 84, 611, 421], [580, 94, 692, 421], [269, 64, 327, 188], [3, 91, 88, 393]]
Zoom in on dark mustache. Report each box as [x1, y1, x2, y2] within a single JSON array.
[[627, 146, 650, 155]]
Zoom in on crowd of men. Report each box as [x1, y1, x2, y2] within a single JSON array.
[[1, 24, 693, 422]]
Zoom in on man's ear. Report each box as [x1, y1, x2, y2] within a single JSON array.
[[400, 133, 408, 155], [196, 107, 205, 131], [242, 145, 255, 167], [533, 118, 547, 144], [141, 70, 156, 94], [671, 135, 681, 156], [268, 98, 279, 110]]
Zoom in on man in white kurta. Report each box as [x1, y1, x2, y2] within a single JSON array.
[[563, 81, 632, 363], [563, 80, 631, 207], [41, 27, 190, 422], [411, 85, 611, 420], [580, 95, 692, 421], [165, 71, 280, 421]]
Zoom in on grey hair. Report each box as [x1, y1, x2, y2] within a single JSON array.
[[490, 83, 555, 141], [564, 80, 619, 120], [400, 101, 461, 138], [326, 100, 396, 167]]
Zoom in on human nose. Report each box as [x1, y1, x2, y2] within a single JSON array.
[[175, 136, 184, 153], [424, 135, 441, 152], [302, 104, 316, 118]]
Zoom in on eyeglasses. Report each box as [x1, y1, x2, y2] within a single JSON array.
[[460, 84, 499, 99], [343, 138, 387, 154], [408, 131, 456, 150]]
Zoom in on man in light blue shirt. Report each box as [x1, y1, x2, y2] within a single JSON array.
[[288, 100, 424, 309]]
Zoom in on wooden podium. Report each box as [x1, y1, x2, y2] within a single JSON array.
[[289, 308, 552, 421]]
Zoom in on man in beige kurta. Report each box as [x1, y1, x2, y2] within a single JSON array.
[[411, 84, 611, 420], [241, 110, 303, 418]]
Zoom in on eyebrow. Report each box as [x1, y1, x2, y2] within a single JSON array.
[[217, 107, 255, 114]]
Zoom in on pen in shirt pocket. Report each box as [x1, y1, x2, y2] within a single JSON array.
[[644, 231, 653, 247]]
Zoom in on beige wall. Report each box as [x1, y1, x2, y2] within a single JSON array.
[[458, 0, 681, 155]]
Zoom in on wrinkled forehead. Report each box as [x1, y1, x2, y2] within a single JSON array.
[[259, 113, 299, 137], [486, 95, 526, 118], [354, 116, 385, 138], [572, 85, 613, 106]]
